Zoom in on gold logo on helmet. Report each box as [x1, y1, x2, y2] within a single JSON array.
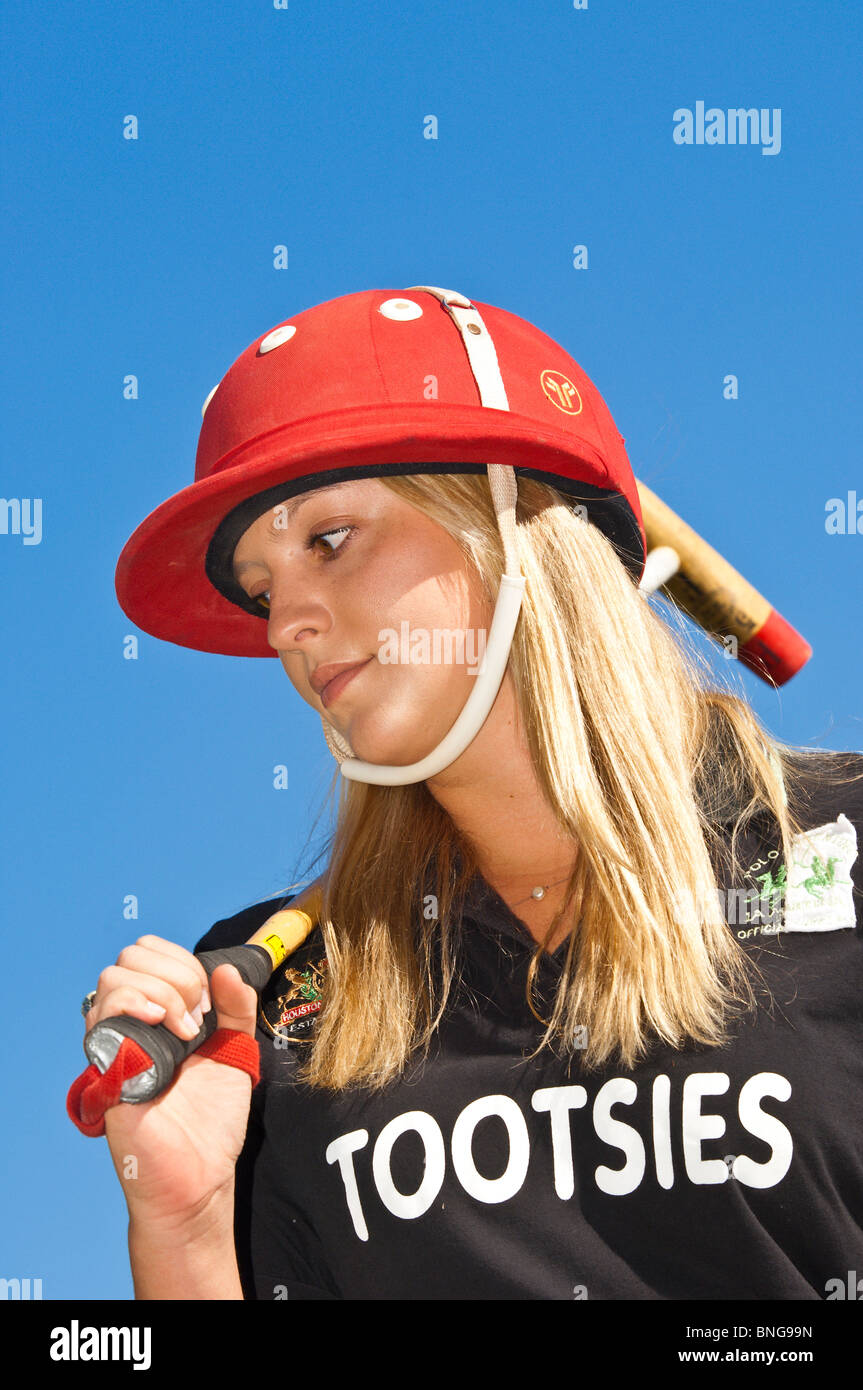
[[540, 370, 583, 415]]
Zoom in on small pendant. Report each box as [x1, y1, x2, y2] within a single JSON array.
[[531, 886, 546, 900]]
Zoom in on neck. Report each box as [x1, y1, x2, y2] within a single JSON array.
[[424, 675, 578, 932]]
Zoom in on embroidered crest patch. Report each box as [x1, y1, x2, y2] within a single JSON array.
[[782, 814, 859, 932], [719, 813, 859, 941], [260, 955, 328, 1042]]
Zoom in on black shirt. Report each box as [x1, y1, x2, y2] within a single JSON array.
[[194, 753, 863, 1300]]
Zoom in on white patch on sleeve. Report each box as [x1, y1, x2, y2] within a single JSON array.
[[782, 814, 859, 931]]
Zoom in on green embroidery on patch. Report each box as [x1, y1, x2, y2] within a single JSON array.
[[737, 814, 858, 936], [753, 863, 787, 916], [799, 854, 843, 900], [783, 849, 851, 902]]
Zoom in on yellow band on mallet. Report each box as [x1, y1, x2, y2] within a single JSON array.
[[245, 883, 324, 969]]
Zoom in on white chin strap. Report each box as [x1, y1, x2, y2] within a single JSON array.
[[322, 285, 526, 787]]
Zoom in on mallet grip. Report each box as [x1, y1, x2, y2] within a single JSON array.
[[80, 884, 323, 1106]]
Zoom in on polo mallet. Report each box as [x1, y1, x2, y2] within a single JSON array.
[[636, 480, 811, 686]]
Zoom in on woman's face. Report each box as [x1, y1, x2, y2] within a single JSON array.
[[231, 477, 494, 766]]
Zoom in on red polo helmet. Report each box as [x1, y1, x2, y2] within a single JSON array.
[[115, 285, 645, 657]]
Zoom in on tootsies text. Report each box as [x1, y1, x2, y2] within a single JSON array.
[[325, 1071, 793, 1240]]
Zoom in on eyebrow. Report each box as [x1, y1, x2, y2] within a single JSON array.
[[233, 482, 352, 577]]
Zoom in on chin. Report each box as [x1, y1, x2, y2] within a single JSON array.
[[339, 713, 445, 768]]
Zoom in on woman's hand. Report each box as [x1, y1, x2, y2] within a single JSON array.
[[85, 936, 260, 1226]]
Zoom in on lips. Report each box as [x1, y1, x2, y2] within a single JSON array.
[[311, 657, 372, 707]]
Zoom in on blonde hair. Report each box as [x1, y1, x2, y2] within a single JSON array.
[[287, 471, 861, 1091]]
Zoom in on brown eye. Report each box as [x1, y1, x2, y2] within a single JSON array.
[[249, 524, 355, 613], [306, 525, 354, 557]]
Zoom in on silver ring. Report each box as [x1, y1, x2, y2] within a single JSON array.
[[81, 990, 97, 1018]]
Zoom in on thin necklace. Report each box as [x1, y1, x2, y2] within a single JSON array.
[[510, 873, 572, 908]]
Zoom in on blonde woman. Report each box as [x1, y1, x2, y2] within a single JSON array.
[[77, 287, 863, 1300]]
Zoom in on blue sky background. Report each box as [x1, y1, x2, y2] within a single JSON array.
[[1, 0, 860, 1300]]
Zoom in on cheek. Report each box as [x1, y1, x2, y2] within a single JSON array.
[[368, 540, 491, 693], [276, 523, 489, 698], [373, 580, 491, 706], [372, 544, 482, 635]]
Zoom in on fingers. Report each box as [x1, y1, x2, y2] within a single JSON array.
[[85, 981, 195, 1039], [122, 938, 211, 1003], [85, 939, 262, 1046], [88, 940, 213, 1042]]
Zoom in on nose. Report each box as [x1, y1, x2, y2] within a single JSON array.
[[264, 577, 333, 654]]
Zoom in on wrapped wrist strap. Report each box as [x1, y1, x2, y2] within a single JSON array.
[[196, 1027, 261, 1080], [66, 1028, 261, 1138]]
